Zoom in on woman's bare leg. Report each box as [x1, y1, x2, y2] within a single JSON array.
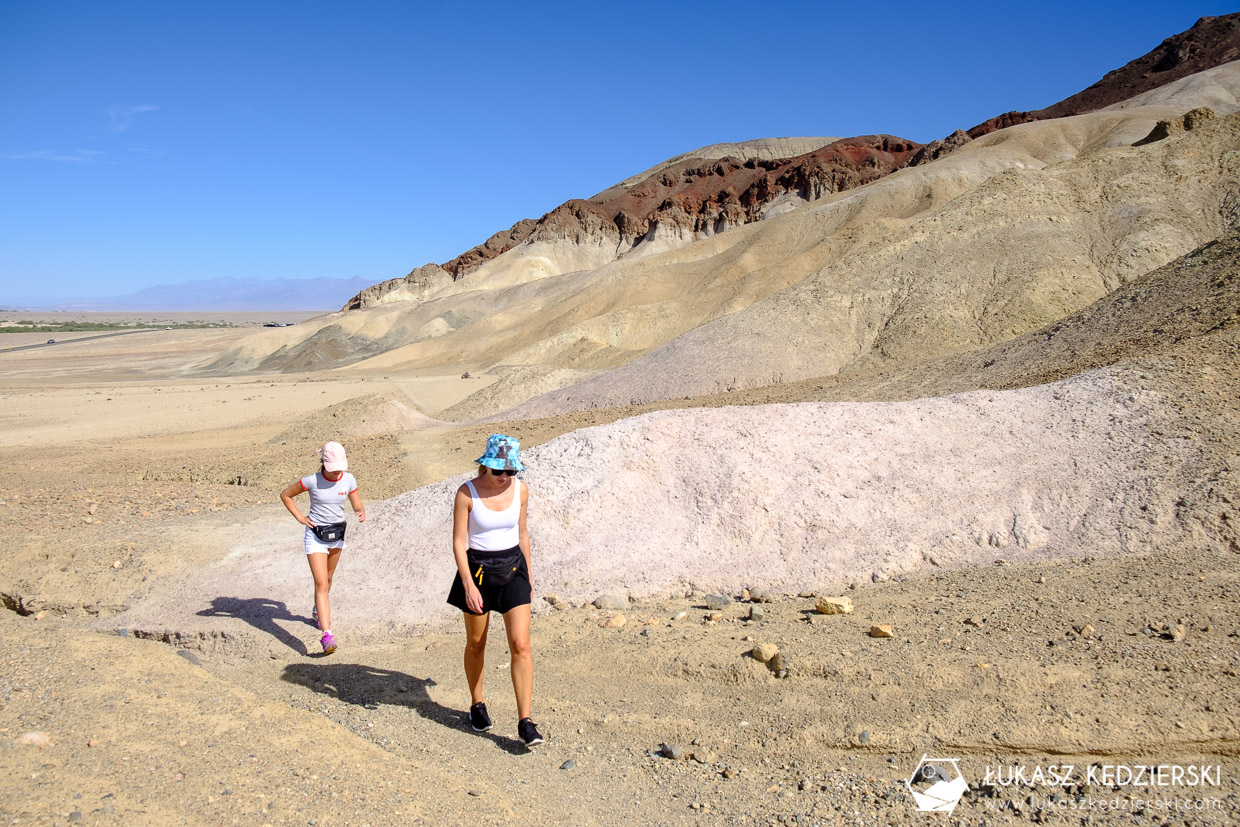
[[307, 548, 341, 632], [463, 611, 490, 705], [503, 604, 533, 720]]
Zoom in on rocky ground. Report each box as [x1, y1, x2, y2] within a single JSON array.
[[4, 539, 1239, 826]]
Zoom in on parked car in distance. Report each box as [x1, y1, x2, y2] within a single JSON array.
[[46, 339, 55, 344]]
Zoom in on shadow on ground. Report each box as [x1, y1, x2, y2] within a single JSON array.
[[197, 596, 316, 655], [281, 662, 528, 754]]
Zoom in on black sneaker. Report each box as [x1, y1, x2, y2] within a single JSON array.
[[518, 717, 544, 748], [469, 702, 493, 732]]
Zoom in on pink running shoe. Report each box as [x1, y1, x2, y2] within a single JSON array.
[[320, 632, 337, 655]]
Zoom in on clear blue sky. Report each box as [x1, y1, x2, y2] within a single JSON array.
[[1, 1, 1233, 305]]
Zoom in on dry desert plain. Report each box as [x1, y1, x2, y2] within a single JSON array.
[[1, 310, 1239, 827]]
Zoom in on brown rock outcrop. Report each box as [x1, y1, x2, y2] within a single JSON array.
[[968, 13, 1240, 139], [1133, 106, 1219, 145], [344, 136, 921, 310], [343, 263, 452, 310]]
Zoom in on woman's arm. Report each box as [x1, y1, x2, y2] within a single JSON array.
[[453, 486, 484, 613], [347, 489, 366, 522], [280, 481, 313, 526], [518, 482, 531, 580]]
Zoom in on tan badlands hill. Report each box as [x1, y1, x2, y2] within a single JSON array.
[[205, 61, 1240, 426]]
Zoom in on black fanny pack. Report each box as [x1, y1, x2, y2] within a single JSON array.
[[469, 549, 523, 587], [311, 521, 347, 544]]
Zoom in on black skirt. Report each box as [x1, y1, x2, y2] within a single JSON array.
[[446, 546, 532, 615]]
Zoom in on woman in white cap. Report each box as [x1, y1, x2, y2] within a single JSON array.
[[280, 441, 366, 654], [446, 434, 543, 748]]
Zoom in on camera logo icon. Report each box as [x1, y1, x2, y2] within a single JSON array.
[[906, 755, 968, 814]]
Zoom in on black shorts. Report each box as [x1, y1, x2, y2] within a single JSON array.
[[446, 546, 532, 615]]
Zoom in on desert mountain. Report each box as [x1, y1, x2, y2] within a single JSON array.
[[204, 17, 1240, 427]]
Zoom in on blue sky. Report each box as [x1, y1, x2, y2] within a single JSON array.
[[0, 1, 1233, 305]]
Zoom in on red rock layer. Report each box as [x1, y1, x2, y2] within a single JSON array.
[[968, 13, 1240, 138]]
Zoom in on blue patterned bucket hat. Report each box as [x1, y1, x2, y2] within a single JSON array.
[[475, 434, 525, 471]]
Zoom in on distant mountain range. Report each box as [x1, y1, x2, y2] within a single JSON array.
[[29, 276, 373, 311]]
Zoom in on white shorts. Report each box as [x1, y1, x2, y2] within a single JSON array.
[[304, 525, 346, 555]]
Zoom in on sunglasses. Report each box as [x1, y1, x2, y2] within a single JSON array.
[[490, 468, 518, 476]]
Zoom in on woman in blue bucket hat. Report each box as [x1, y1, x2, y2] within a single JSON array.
[[446, 434, 544, 748]]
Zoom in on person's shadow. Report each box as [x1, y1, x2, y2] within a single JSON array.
[[196, 596, 318, 656], [281, 663, 527, 754]]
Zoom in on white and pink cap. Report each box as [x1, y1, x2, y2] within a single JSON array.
[[319, 441, 348, 472]]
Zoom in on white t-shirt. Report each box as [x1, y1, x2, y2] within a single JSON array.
[[300, 471, 357, 525]]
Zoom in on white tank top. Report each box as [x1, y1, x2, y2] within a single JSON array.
[[465, 479, 521, 551]]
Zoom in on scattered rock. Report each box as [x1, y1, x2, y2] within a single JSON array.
[[748, 605, 765, 621], [1162, 623, 1187, 642], [858, 730, 870, 744], [703, 594, 731, 611], [1079, 623, 1096, 637], [17, 731, 51, 747], [964, 616, 984, 627], [770, 652, 788, 673], [661, 743, 686, 761], [814, 596, 853, 615], [748, 588, 773, 603], [176, 649, 201, 666], [560, 760, 576, 770], [467, 789, 482, 797], [544, 593, 561, 606], [798, 590, 816, 598], [868, 625, 894, 638], [706, 611, 723, 623], [593, 594, 627, 611], [692, 750, 717, 764], [599, 614, 626, 629], [752, 642, 779, 662], [672, 611, 688, 621], [722, 768, 737, 779]]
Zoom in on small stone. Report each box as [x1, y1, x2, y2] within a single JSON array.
[[544, 594, 561, 606], [673, 611, 688, 621], [748, 605, 765, 621], [752, 642, 779, 663], [740, 589, 751, 601], [560, 760, 576, 770], [111, 560, 122, 569], [693, 751, 717, 764], [964, 616, 984, 627], [858, 730, 870, 744], [69, 812, 82, 823], [814, 596, 853, 615], [468, 789, 482, 796], [1079, 623, 1096, 637], [769, 652, 788, 672], [703, 594, 731, 611], [599, 613, 626, 628], [798, 590, 815, 598], [593, 594, 626, 610], [176, 649, 201, 666], [661, 743, 686, 761], [749, 587, 773, 603], [17, 731, 51, 747], [706, 611, 723, 623], [87, 739, 98, 748], [868, 625, 894, 638]]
